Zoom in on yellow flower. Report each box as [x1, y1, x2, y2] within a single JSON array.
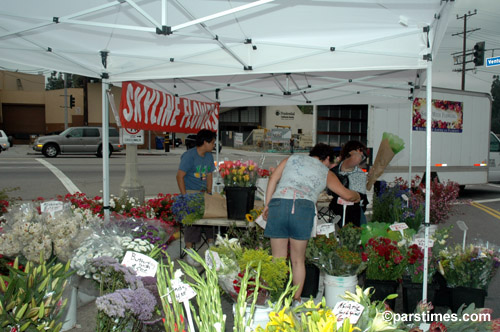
[[245, 214, 254, 222], [267, 308, 295, 328], [244, 174, 250, 182]]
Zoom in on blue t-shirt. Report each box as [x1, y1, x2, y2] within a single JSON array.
[[178, 148, 214, 191]]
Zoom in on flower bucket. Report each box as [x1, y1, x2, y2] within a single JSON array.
[[364, 279, 399, 310], [450, 286, 487, 312], [402, 280, 436, 314], [301, 264, 320, 298], [225, 186, 256, 220], [233, 304, 273, 330], [324, 275, 357, 308], [60, 286, 77, 331]]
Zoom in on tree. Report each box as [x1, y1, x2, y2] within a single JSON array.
[[45, 71, 65, 90], [491, 76, 500, 134], [45, 72, 100, 90]]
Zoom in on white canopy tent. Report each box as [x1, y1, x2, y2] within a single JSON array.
[[0, 0, 455, 301]]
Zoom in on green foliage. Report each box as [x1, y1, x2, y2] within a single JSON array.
[[306, 226, 366, 276], [439, 244, 500, 290], [237, 249, 288, 302], [226, 223, 270, 251], [0, 255, 74, 332]]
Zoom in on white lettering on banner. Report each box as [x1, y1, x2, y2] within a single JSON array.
[[119, 81, 219, 133], [123, 84, 134, 121]]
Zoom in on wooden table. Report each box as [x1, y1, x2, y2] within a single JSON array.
[[179, 218, 252, 257]]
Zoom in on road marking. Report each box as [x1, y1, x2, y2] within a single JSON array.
[[487, 183, 500, 189], [471, 202, 500, 220], [36, 158, 81, 194], [473, 198, 500, 204]]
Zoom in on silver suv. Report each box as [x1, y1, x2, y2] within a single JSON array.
[[33, 127, 123, 158], [0, 130, 9, 152]]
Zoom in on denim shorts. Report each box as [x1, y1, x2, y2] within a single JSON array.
[[264, 198, 315, 241]]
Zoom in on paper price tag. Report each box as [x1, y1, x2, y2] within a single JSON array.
[[413, 238, 434, 248], [401, 194, 409, 201], [389, 222, 408, 232], [337, 197, 354, 206], [333, 301, 364, 324], [121, 251, 158, 277], [169, 279, 196, 303], [205, 250, 223, 271], [255, 215, 267, 229], [41, 201, 64, 217], [316, 223, 335, 238]]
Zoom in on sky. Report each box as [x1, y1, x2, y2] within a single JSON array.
[[432, 0, 500, 94]]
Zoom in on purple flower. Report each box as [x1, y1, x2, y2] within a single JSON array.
[[96, 288, 157, 322]]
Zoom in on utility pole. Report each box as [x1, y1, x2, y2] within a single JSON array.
[[453, 10, 479, 90], [64, 73, 68, 129]]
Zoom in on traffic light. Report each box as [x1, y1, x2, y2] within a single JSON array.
[[69, 95, 75, 108], [473, 41, 485, 67]]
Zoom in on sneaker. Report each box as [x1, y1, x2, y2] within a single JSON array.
[[184, 249, 201, 267], [292, 299, 303, 309]]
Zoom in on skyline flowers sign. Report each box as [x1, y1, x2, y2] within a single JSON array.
[[412, 97, 463, 133], [119, 81, 219, 133]]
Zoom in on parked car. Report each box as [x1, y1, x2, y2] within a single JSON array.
[[185, 134, 222, 152], [0, 130, 9, 152], [33, 127, 123, 158]]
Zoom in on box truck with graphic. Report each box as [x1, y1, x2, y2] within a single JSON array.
[[367, 87, 497, 186]]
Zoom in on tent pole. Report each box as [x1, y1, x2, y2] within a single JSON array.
[[312, 105, 317, 146], [422, 60, 433, 303], [408, 102, 413, 204], [102, 80, 110, 222]]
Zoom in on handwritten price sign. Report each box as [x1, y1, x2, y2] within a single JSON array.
[[41, 201, 65, 216], [337, 197, 354, 206], [333, 301, 364, 324], [121, 251, 158, 277], [389, 222, 408, 232], [316, 223, 335, 237], [169, 279, 197, 303], [412, 238, 434, 248]]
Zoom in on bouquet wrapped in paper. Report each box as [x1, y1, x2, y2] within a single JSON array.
[[366, 132, 405, 190]]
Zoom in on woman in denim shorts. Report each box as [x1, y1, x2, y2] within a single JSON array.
[[262, 143, 360, 303]]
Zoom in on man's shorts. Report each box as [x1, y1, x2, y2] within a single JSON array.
[[264, 198, 315, 241]]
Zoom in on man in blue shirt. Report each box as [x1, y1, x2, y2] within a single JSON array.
[[176, 129, 216, 265]]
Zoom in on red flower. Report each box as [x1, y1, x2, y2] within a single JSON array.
[[429, 322, 447, 332]]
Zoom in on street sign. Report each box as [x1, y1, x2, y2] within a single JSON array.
[[486, 56, 500, 67], [121, 127, 144, 145]]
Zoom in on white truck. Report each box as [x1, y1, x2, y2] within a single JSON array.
[[367, 87, 500, 187]]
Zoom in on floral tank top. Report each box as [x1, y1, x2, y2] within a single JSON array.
[[272, 154, 328, 203]]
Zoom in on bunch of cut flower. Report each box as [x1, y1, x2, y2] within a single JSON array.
[[405, 226, 450, 283], [219, 159, 260, 187], [207, 235, 287, 304], [245, 207, 263, 223], [0, 255, 73, 332], [92, 256, 161, 332], [171, 192, 204, 225], [363, 236, 407, 281], [371, 177, 425, 231], [306, 224, 366, 277], [0, 202, 99, 263], [360, 221, 416, 247], [438, 241, 500, 290], [70, 216, 163, 279]]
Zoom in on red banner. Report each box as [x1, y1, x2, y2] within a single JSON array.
[[119, 81, 219, 133]]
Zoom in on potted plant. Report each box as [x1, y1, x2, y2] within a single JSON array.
[[218, 160, 260, 220], [306, 224, 366, 307], [362, 236, 407, 309], [438, 243, 500, 312]]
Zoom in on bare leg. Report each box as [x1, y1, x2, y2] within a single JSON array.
[[270, 238, 289, 258], [289, 238, 308, 301]]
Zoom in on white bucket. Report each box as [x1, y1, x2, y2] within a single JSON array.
[[233, 303, 273, 330], [324, 275, 358, 308]]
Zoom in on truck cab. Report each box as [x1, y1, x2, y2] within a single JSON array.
[[489, 131, 500, 182]]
